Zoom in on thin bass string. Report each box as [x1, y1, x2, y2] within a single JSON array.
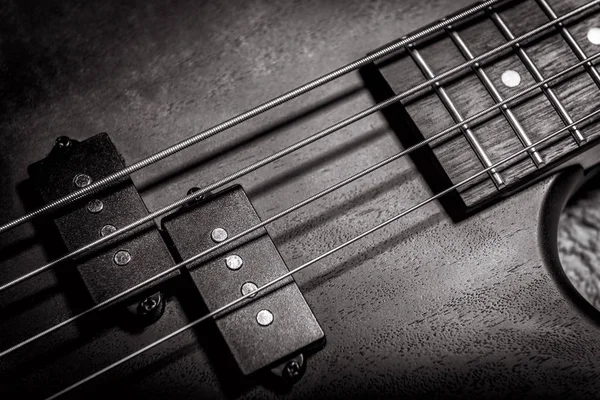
[[3, 26, 600, 360], [46, 106, 600, 400], [1, 0, 596, 296], [0, 0, 510, 234]]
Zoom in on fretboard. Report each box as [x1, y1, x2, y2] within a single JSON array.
[[364, 0, 600, 212]]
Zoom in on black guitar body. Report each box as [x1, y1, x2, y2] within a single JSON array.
[[3, 0, 600, 398]]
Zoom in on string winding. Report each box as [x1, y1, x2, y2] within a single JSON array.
[[1, 0, 596, 296], [46, 107, 600, 400], [0, 0, 508, 235], [0, 0, 599, 397], [2, 0, 600, 361]]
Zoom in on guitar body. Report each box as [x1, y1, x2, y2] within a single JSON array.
[[2, 0, 600, 398]]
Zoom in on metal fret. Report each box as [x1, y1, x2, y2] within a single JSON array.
[[407, 45, 505, 187], [490, 10, 587, 145], [447, 28, 545, 167], [44, 105, 600, 400], [0, 0, 509, 235], [535, 0, 600, 89]]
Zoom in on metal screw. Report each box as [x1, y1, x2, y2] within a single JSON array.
[[54, 136, 72, 149], [113, 250, 131, 266], [135, 292, 165, 324], [185, 187, 209, 208], [87, 199, 104, 213], [140, 297, 158, 313], [187, 186, 204, 200], [100, 224, 117, 237], [283, 360, 302, 382], [256, 309, 274, 326], [73, 173, 92, 188], [241, 282, 258, 297], [211, 227, 228, 243], [270, 354, 305, 384], [225, 255, 243, 270]]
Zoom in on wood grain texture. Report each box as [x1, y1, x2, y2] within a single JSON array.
[[2, 0, 600, 399], [377, 0, 600, 206]]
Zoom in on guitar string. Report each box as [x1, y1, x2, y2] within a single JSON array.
[[0, 0, 596, 296], [0, 0, 508, 234], [45, 107, 600, 400], [1, 35, 600, 361], [1, 48, 599, 360]]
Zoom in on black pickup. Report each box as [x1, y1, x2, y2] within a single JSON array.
[[28, 133, 177, 305], [162, 185, 325, 376], [28, 132, 324, 379]]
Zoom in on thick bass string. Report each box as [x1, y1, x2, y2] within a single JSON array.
[[3, 4, 600, 360], [4, 0, 600, 397], [46, 104, 600, 400], [0, 0, 596, 298], [0, 0, 506, 234]]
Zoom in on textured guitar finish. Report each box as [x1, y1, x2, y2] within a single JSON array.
[[2, 0, 600, 398], [367, 0, 600, 208], [559, 186, 600, 309]]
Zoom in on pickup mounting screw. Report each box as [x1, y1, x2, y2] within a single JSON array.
[[135, 292, 165, 325], [54, 136, 72, 149], [187, 186, 205, 200], [283, 360, 302, 382], [270, 353, 306, 384], [211, 227, 228, 243], [87, 199, 104, 213], [187, 187, 200, 196], [114, 250, 131, 266], [225, 255, 243, 270], [140, 294, 160, 312], [256, 309, 273, 326], [185, 187, 210, 208], [73, 173, 91, 188]]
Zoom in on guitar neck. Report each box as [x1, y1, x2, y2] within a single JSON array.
[[363, 0, 600, 218], [4, 0, 600, 398]]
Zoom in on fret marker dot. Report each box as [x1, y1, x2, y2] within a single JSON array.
[[501, 70, 521, 88], [588, 27, 600, 45]]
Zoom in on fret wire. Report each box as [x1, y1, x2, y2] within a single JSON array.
[[2, 0, 595, 296], [45, 107, 600, 400], [2, 0, 596, 236], [407, 45, 505, 188], [535, 0, 600, 89], [3, 48, 600, 362], [447, 27, 545, 167], [490, 9, 587, 144], [0, 0, 509, 235]]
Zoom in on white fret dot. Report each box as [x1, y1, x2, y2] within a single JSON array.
[[587, 27, 600, 45], [501, 70, 521, 88]]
